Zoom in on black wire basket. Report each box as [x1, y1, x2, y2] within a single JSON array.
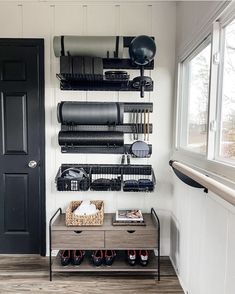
[[55, 164, 156, 192], [55, 166, 90, 191]]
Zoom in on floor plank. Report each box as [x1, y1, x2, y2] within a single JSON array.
[[0, 255, 184, 294]]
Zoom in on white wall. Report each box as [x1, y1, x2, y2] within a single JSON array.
[[171, 2, 235, 294], [0, 1, 176, 255], [171, 176, 235, 294], [176, 0, 223, 55]]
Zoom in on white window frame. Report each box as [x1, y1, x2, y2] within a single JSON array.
[[173, 2, 235, 182], [214, 16, 235, 166], [177, 36, 212, 157]]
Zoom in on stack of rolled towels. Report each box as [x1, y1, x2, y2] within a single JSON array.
[[73, 200, 98, 216]]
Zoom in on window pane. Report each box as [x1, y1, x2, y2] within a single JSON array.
[[183, 43, 211, 154], [219, 20, 235, 161]]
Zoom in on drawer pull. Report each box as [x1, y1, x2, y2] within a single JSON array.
[[74, 231, 83, 234], [127, 230, 136, 234]]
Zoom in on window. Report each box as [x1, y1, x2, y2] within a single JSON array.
[[217, 19, 235, 162], [175, 4, 235, 180], [176, 10, 235, 174], [179, 40, 211, 154]]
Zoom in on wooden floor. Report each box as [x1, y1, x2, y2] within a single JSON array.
[[0, 255, 184, 294]]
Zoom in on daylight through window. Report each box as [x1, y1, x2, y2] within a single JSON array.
[[218, 19, 235, 162]]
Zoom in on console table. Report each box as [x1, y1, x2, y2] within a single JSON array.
[[49, 208, 160, 281]]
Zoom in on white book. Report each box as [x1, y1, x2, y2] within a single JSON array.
[[116, 209, 143, 222]]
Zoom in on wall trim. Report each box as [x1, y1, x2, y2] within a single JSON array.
[[169, 255, 187, 294]]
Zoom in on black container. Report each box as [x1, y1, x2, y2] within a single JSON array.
[[56, 167, 90, 191]]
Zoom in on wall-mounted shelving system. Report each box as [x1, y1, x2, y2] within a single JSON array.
[[56, 36, 155, 93], [50, 34, 158, 281], [55, 163, 156, 192], [57, 102, 153, 155]]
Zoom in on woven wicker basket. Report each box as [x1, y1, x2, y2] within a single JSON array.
[[65, 200, 104, 226]]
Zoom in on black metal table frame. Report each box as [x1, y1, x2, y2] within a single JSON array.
[[49, 207, 160, 281]]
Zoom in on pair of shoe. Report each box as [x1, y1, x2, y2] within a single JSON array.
[[60, 250, 85, 266], [92, 250, 116, 266], [127, 250, 149, 266]]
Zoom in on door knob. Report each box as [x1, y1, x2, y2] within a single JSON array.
[[28, 160, 37, 168]]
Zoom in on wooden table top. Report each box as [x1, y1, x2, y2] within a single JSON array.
[[51, 213, 158, 231]]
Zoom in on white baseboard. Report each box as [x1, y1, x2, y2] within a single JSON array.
[[169, 255, 187, 294]]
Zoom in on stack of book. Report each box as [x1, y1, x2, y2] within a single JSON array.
[[113, 209, 145, 225]]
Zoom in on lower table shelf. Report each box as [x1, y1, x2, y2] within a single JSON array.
[[52, 250, 158, 274]]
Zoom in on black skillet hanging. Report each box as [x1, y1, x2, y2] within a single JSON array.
[[129, 35, 156, 97]]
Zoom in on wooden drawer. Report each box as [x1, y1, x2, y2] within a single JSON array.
[[52, 230, 104, 249], [105, 230, 157, 249]]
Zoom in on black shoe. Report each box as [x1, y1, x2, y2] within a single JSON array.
[[127, 250, 136, 266], [139, 250, 149, 266], [91, 250, 103, 267], [60, 250, 71, 266], [104, 250, 116, 266], [71, 250, 85, 265]]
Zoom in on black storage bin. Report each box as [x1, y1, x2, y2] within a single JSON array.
[[90, 165, 122, 191], [122, 165, 155, 192], [56, 166, 90, 191]]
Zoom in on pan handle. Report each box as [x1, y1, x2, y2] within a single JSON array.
[[152, 168, 156, 185], [127, 154, 130, 165], [121, 154, 125, 165]]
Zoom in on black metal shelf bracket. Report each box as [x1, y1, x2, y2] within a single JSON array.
[[61, 123, 153, 134], [60, 144, 152, 155], [123, 102, 153, 112], [56, 73, 153, 92]]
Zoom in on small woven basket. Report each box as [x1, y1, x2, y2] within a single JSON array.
[[65, 200, 104, 226]]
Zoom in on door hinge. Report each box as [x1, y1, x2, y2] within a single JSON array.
[[213, 52, 220, 65], [210, 120, 217, 132]]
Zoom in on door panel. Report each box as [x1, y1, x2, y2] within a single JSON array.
[[3, 60, 26, 81], [4, 173, 28, 232], [1, 93, 28, 154], [0, 39, 44, 254]]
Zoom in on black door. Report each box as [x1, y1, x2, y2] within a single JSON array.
[[0, 39, 45, 254]]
